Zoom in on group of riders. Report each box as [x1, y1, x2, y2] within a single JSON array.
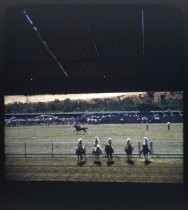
[[75, 136, 152, 165]]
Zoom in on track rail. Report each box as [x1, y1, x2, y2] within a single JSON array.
[[5, 140, 183, 158], [5, 153, 183, 158]]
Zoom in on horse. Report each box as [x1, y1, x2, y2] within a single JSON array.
[[105, 144, 114, 165], [75, 145, 86, 165], [73, 124, 88, 134], [141, 143, 151, 162], [124, 144, 134, 162], [92, 145, 102, 165]]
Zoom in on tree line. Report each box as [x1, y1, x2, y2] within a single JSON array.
[[5, 92, 183, 114]]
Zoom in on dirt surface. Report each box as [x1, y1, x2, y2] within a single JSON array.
[[5, 157, 183, 183]]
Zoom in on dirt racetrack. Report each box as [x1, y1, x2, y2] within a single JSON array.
[[5, 156, 183, 183]]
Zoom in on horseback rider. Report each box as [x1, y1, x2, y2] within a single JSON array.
[[77, 138, 83, 147], [107, 137, 114, 152], [76, 138, 85, 153], [124, 138, 134, 153], [142, 137, 149, 146], [93, 136, 102, 154], [142, 137, 151, 155], [105, 137, 114, 164], [77, 122, 82, 129], [124, 138, 134, 162], [76, 138, 86, 164], [73, 123, 88, 134], [94, 136, 100, 146]]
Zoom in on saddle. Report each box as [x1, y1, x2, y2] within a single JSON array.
[[125, 144, 133, 153], [93, 145, 102, 155], [105, 144, 114, 153], [142, 144, 151, 154], [76, 146, 85, 154]]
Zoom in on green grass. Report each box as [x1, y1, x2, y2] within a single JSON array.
[[5, 123, 183, 156], [5, 123, 183, 142]]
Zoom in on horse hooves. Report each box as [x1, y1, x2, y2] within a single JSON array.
[[94, 161, 101, 166]]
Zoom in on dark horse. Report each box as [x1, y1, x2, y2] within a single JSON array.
[[141, 144, 151, 162], [92, 145, 102, 165], [76, 145, 86, 165], [124, 144, 134, 162], [105, 144, 114, 165], [73, 124, 88, 134]]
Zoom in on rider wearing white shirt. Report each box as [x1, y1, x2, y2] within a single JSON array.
[[143, 137, 149, 146], [93, 136, 102, 151]]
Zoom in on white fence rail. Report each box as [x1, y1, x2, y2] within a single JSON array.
[[5, 141, 183, 158]]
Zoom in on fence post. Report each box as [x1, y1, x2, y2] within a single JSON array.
[[52, 142, 53, 158], [138, 141, 141, 158], [150, 142, 153, 155], [25, 142, 27, 158]]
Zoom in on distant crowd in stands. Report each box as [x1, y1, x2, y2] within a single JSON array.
[[4, 111, 183, 127]]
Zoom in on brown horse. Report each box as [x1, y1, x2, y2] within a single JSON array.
[[92, 145, 102, 165], [73, 124, 88, 134], [105, 144, 114, 164], [124, 144, 134, 162], [141, 143, 151, 162], [76, 145, 86, 165]]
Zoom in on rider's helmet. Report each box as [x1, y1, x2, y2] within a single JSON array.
[[108, 138, 112, 145], [143, 137, 148, 145], [126, 138, 131, 144], [78, 138, 82, 145], [94, 136, 99, 145]]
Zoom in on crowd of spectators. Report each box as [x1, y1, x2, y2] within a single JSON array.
[[4, 111, 183, 127]]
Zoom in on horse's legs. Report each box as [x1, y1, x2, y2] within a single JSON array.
[[107, 155, 110, 163], [94, 155, 97, 162], [110, 154, 112, 163], [144, 153, 148, 162], [84, 153, 86, 162], [77, 155, 80, 164], [127, 154, 129, 161], [93, 154, 95, 162], [79, 154, 82, 161], [97, 155, 100, 162], [126, 152, 129, 161]]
